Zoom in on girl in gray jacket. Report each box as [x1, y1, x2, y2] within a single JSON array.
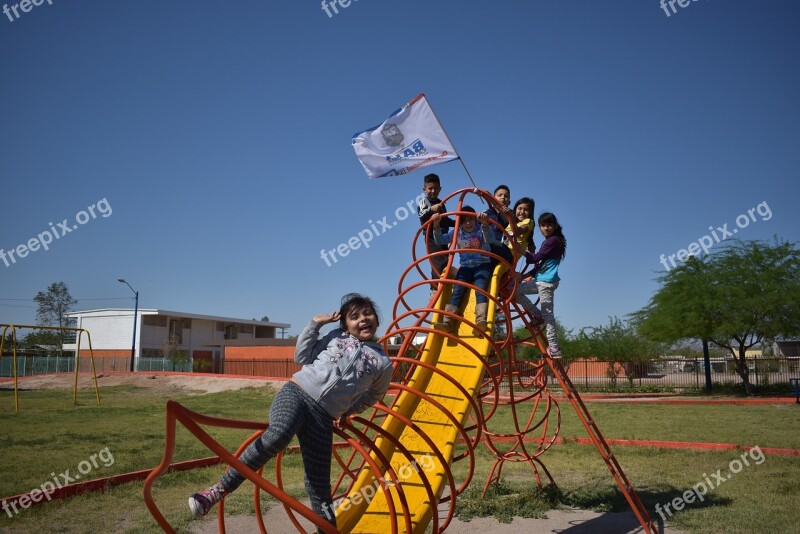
[[189, 293, 393, 531]]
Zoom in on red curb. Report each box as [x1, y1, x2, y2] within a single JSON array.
[[0, 457, 222, 513], [581, 397, 798, 405], [570, 438, 800, 457], [489, 394, 797, 405], [478, 435, 800, 457]]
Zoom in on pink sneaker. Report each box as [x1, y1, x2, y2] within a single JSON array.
[[188, 483, 226, 517], [547, 347, 562, 359]]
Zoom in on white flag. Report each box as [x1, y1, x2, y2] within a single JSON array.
[[352, 94, 460, 179]]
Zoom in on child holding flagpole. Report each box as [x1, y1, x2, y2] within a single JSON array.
[[418, 173, 455, 287]]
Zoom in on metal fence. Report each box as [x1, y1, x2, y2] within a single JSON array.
[[135, 358, 193, 373], [221, 359, 301, 377], [0, 355, 289, 377], [0, 354, 75, 376], [4, 354, 798, 391], [560, 357, 800, 389], [0, 354, 193, 376]]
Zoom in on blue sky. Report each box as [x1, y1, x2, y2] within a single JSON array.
[[1, 0, 798, 337]]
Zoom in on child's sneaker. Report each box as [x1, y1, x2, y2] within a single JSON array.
[[188, 483, 226, 517], [547, 347, 562, 359]]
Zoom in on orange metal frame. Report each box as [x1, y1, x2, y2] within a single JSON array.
[[143, 188, 654, 533]]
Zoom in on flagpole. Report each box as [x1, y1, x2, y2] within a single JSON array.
[[458, 159, 479, 191], [424, 94, 484, 202]]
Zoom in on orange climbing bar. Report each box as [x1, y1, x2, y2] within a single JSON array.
[[143, 187, 656, 534]]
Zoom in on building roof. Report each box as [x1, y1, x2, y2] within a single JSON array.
[[66, 308, 290, 329]]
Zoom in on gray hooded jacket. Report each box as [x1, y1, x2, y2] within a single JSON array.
[[292, 320, 393, 419]]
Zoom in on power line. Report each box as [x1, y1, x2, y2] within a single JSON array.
[[0, 297, 132, 301]]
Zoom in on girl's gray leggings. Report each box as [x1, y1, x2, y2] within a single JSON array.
[[219, 381, 335, 528]]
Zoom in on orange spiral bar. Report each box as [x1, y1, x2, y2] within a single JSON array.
[[144, 187, 653, 533]]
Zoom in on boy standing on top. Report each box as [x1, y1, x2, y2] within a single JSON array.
[[418, 173, 455, 286]]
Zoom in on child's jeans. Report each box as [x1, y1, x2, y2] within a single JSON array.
[[450, 264, 492, 307]]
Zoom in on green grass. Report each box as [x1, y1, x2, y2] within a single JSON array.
[[1, 385, 799, 533], [528, 401, 800, 449]]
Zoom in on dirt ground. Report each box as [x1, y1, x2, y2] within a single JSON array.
[[187, 505, 682, 534], [2, 373, 686, 533], [0, 372, 281, 395]]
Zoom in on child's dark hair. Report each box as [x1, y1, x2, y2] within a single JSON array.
[[423, 173, 440, 186], [513, 196, 535, 214], [538, 212, 567, 259], [493, 184, 510, 195], [339, 293, 380, 329], [460, 205, 476, 215]]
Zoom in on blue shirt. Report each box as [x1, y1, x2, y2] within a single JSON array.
[[525, 235, 563, 283], [433, 223, 497, 268]]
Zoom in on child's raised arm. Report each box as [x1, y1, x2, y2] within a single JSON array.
[[312, 311, 340, 325], [294, 312, 341, 364]]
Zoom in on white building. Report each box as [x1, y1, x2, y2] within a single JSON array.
[[63, 308, 290, 372]]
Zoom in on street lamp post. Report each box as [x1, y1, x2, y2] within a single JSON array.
[[118, 278, 139, 372]]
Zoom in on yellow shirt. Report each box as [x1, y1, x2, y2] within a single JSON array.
[[506, 218, 533, 252]]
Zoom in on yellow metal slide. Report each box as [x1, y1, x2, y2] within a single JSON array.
[[336, 269, 501, 534]]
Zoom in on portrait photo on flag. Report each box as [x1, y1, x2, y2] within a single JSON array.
[[352, 94, 460, 179]]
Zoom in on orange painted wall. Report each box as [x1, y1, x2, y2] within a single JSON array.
[[77, 350, 130, 358], [567, 359, 628, 377], [224, 346, 296, 360]]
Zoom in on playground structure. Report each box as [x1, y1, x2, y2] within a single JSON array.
[[143, 188, 655, 533], [0, 324, 101, 411]]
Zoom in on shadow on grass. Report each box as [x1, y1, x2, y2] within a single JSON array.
[[457, 481, 733, 533]]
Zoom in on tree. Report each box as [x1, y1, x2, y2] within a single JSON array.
[[512, 320, 574, 360], [162, 336, 189, 371], [510, 316, 662, 386], [568, 317, 664, 387], [632, 239, 800, 395], [33, 281, 78, 356]]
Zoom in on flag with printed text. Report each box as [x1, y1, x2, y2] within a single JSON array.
[[352, 94, 460, 179]]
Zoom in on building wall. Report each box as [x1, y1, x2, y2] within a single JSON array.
[[73, 313, 137, 350], [193, 320, 214, 343], [141, 324, 167, 347]]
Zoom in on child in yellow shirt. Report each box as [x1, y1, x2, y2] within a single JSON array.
[[506, 197, 535, 259]]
